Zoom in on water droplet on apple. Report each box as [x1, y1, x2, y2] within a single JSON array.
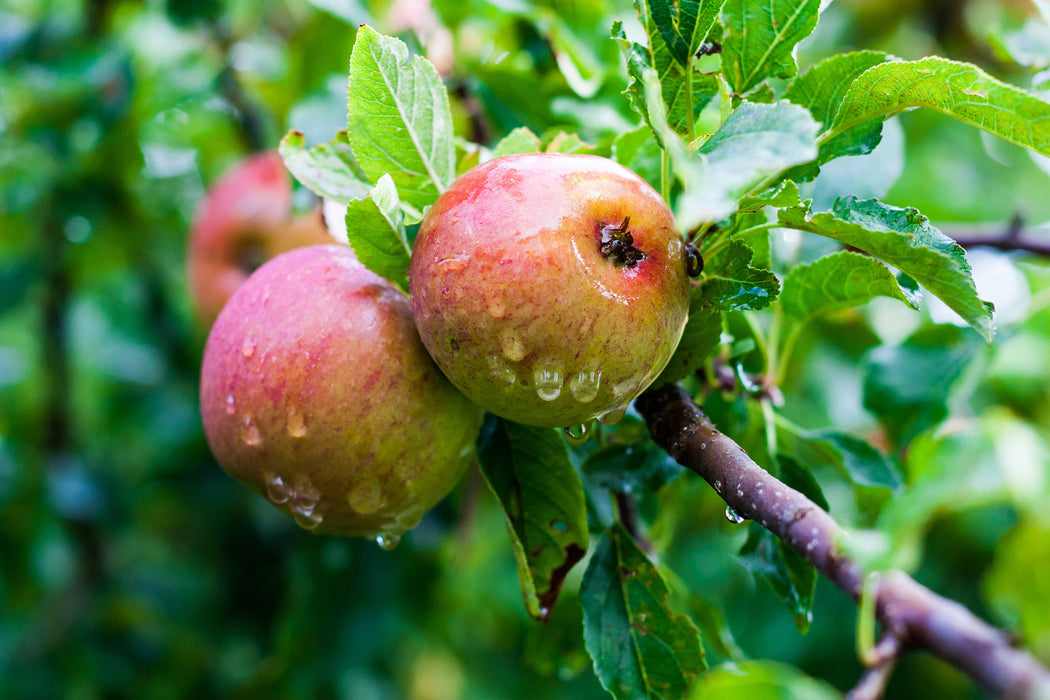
[[725, 506, 746, 524], [569, 369, 601, 403], [534, 366, 563, 401], [347, 483, 384, 514], [292, 475, 320, 510], [293, 504, 323, 530], [485, 290, 506, 319], [611, 378, 634, 399], [265, 473, 292, 504], [376, 531, 402, 550], [240, 414, 262, 447], [241, 337, 256, 358], [563, 423, 591, 445], [261, 284, 272, 305], [487, 356, 516, 386], [285, 404, 307, 438], [499, 329, 527, 362], [598, 405, 628, 425], [225, 393, 236, 415]]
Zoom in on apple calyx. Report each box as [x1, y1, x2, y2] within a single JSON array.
[[599, 216, 646, 267]]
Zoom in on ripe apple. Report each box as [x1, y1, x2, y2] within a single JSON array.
[[409, 153, 690, 428], [199, 244, 483, 543], [187, 151, 334, 326]]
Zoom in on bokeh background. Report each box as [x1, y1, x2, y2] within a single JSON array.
[[2, 0, 1050, 698]]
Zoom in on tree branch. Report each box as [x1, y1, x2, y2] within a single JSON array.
[[636, 383, 1050, 699], [943, 218, 1050, 258]]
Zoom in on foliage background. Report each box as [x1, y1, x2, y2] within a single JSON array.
[[2, 0, 1050, 698]]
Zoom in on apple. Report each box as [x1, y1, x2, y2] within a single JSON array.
[[408, 153, 690, 429], [187, 151, 334, 326], [199, 244, 483, 544]]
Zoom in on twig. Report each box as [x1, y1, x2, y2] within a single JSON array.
[[636, 383, 1050, 699], [847, 633, 902, 700], [942, 218, 1050, 258]]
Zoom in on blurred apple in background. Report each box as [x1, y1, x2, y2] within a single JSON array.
[[187, 151, 336, 326]]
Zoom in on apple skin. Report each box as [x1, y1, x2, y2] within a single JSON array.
[[200, 244, 483, 539], [409, 153, 690, 428], [187, 152, 334, 326]]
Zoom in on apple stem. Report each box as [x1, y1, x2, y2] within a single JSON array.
[[599, 217, 647, 267]]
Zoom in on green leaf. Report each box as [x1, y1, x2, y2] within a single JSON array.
[[784, 51, 893, 175], [985, 518, 1050, 654], [738, 180, 803, 212], [778, 427, 901, 491], [656, 239, 777, 384], [347, 25, 455, 209], [778, 455, 829, 512], [343, 175, 410, 290], [673, 101, 820, 228], [492, 126, 543, 158], [778, 197, 995, 342], [613, 10, 719, 141], [581, 524, 706, 700], [780, 250, 920, 321], [739, 523, 817, 633], [650, 0, 725, 68], [583, 442, 685, 497], [722, 0, 823, 95], [476, 417, 589, 622], [826, 56, 1050, 157], [863, 332, 983, 448], [686, 661, 842, 699], [703, 240, 780, 312], [278, 130, 372, 204]]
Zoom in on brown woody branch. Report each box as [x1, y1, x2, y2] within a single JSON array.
[[636, 383, 1050, 699]]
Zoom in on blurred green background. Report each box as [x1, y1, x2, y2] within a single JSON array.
[[2, 1, 1050, 698]]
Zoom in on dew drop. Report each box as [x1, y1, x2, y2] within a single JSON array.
[[225, 393, 236, 415], [265, 473, 292, 504], [611, 379, 634, 399], [348, 483, 384, 514], [376, 532, 402, 551], [293, 475, 320, 510], [485, 290, 506, 319], [293, 504, 323, 530], [241, 337, 257, 358], [534, 366, 563, 401], [563, 423, 591, 446], [569, 369, 601, 403], [286, 404, 307, 438], [598, 405, 628, 426], [725, 506, 746, 524], [240, 414, 262, 447], [538, 606, 551, 618], [499, 329, 527, 362], [487, 356, 516, 386], [261, 284, 272, 305]]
